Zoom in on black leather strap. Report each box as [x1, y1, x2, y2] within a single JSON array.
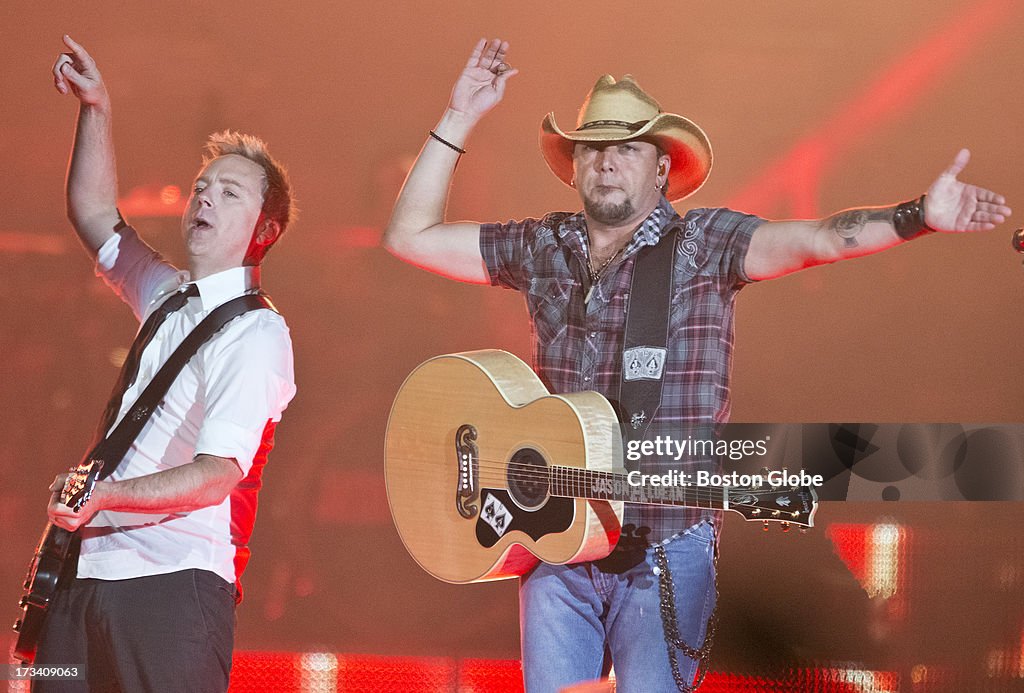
[[89, 293, 276, 480], [617, 226, 678, 448]]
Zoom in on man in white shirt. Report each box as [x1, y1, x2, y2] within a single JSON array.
[[34, 36, 297, 693]]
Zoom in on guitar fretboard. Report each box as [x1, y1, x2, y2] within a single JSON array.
[[548, 466, 726, 509]]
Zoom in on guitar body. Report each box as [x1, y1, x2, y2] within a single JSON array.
[[12, 457, 99, 664], [385, 350, 624, 584], [13, 524, 78, 664]]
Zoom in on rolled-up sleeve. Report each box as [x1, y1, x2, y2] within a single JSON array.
[[193, 311, 296, 475], [95, 226, 182, 321]]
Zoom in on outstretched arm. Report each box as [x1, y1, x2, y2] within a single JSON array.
[[382, 38, 518, 283], [745, 149, 1012, 280], [52, 35, 121, 257]]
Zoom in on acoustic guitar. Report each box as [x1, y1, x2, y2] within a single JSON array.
[[385, 350, 816, 584]]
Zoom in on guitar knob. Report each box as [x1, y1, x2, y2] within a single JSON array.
[[13, 618, 22, 632], [762, 521, 769, 532], [780, 522, 791, 533]]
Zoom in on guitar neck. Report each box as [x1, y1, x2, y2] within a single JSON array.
[[549, 466, 727, 510]]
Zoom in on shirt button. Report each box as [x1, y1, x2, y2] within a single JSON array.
[[589, 331, 597, 338], [583, 376, 591, 382]]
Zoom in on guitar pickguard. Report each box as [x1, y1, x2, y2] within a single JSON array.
[[475, 489, 574, 548]]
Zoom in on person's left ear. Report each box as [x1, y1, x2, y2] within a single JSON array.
[[656, 155, 671, 189], [253, 214, 281, 248]]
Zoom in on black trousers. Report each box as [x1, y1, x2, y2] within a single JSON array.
[[32, 569, 236, 693]]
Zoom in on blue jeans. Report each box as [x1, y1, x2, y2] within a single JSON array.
[[520, 520, 717, 693]]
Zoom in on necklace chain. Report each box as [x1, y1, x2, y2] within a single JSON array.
[[584, 239, 628, 304], [587, 244, 625, 283]]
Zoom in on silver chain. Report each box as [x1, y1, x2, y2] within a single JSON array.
[[653, 533, 720, 693], [587, 245, 624, 284]]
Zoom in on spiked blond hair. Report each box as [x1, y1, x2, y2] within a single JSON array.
[[203, 131, 296, 259]]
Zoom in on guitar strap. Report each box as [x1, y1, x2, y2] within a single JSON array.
[[14, 291, 277, 665], [615, 220, 717, 693], [616, 222, 678, 451], [89, 292, 278, 481]]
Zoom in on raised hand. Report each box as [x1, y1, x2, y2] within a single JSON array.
[[925, 149, 1012, 232], [448, 38, 519, 124], [52, 34, 109, 109]]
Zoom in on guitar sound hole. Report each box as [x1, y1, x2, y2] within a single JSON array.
[[507, 448, 549, 509]]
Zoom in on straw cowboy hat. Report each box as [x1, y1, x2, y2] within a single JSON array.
[[540, 75, 713, 202]]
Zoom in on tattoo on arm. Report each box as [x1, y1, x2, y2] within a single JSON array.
[[827, 208, 894, 248]]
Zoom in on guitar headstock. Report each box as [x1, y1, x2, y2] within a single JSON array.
[[726, 483, 817, 530], [62, 459, 104, 513]]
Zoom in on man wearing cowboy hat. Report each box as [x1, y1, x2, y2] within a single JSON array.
[[383, 38, 1010, 692]]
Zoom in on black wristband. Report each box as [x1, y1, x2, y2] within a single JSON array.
[[429, 130, 466, 155], [893, 194, 936, 241]]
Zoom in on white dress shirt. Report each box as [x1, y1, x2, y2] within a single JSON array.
[[77, 227, 296, 586]]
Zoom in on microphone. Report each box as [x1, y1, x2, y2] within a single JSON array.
[[1014, 228, 1024, 254]]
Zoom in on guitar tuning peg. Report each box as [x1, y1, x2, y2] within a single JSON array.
[[780, 522, 790, 533], [762, 521, 769, 532]]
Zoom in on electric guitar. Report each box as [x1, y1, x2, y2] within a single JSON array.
[[12, 458, 103, 664], [385, 350, 817, 584]]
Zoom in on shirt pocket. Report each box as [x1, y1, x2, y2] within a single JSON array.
[[595, 289, 628, 334], [669, 275, 717, 336], [526, 277, 577, 345]]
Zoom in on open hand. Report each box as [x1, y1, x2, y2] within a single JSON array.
[[448, 38, 519, 123], [925, 149, 1012, 232], [52, 35, 109, 108]]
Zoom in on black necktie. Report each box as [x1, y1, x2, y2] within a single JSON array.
[[92, 284, 200, 443]]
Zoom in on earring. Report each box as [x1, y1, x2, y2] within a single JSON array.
[[570, 176, 576, 188]]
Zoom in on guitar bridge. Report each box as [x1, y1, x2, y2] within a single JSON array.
[[454, 425, 479, 519]]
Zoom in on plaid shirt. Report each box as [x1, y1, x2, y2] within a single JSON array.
[[480, 197, 763, 543]]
